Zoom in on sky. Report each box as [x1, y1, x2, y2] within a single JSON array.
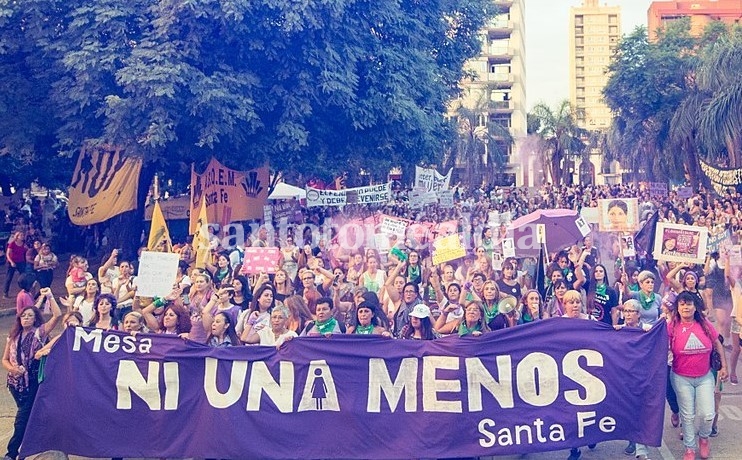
[[525, 0, 653, 110]]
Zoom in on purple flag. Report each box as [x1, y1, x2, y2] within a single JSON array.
[[22, 320, 667, 459]]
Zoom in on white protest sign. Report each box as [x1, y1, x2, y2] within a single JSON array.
[[380, 216, 408, 238], [575, 216, 591, 237], [422, 191, 438, 205], [306, 187, 347, 207], [438, 190, 454, 208], [499, 211, 512, 224], [536, 224, 546, 244], [488, 211, 500, 225], [347, 183, 391, 205], [621, 233, 636, 257], [263, 205, 272, 223], [135, 251, 179, 298], [580, 207, 599, 224], [502, 238, 516, 258], [729, 245, 742, 268], [409, 188, 425, 209]]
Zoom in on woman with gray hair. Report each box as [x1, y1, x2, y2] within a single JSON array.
[[620, 270, 662, 325]]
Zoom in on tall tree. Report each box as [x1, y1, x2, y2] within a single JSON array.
[[0, 0, 493, 248], [528, 100, 587, 185]]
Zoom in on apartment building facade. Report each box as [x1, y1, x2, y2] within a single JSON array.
[[453, 0, 527, 186], [648, 0, 742, 40]]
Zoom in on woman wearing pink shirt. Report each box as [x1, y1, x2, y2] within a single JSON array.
[[668, 291, 728, 460]]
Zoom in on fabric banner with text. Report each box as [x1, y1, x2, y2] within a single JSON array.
[[22, 322, 667, 459], [306, 183, 391, 208], [68, 146, 142, 225], [189, 158, 269, 233], [415, 166, 452, 192]]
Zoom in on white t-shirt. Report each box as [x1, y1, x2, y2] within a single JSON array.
[[74, 296, 95, 325], [257, 327, 297, 347]]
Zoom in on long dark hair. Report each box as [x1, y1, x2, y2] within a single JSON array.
[[585, 264, 610, 313], [402, 316, 435, 340], [158, 304, 192, 334], [10, 306, 44, 339], [231, 275, 253, 310], [669, 291, 715, 350], [88, 293, 117, 327], [207, 311, 241, 346], [250, 284, 276, 313]]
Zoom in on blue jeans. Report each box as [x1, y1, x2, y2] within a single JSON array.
[[671, 370, 715, 449]]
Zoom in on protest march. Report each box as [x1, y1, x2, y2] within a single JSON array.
[[0, 152, 738, 460]]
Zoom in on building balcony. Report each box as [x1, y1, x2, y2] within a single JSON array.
[[487, 73, 514, 86], [486, 20, 513, 39], [488, 100, 514, 113], [486, 47, 513, 63]]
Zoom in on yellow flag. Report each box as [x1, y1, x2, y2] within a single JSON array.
[[193, 198, 211, 269], [147, 201, 173, 252]]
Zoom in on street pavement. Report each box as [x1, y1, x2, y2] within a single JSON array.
[[0, 271, 739, 459]]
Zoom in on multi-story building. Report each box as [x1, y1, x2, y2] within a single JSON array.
[[648, 0, 742, 41], [452, 0, 527, 186], [569, 0, 621, 185], [569, 0, 620, 130]]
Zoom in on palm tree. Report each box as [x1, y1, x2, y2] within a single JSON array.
[[448, 92, 514, 186], [696, 32, 742, 167], [528, 100, 588, 185]]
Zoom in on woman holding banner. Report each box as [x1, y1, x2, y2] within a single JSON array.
[[187, 272, 215, 343], [668, 291, 728, 460], [621, 271, 661, 325], [3, 288, 62, 460], [240, 284, 276, 344]]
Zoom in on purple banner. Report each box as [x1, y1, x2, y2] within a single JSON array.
[[23, 320, 667, 459]]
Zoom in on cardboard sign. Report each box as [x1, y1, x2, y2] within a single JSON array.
[[707, 229, 732, 253], [536, 224, 546, 244], [135, 251, 179, 298], [676, 186, 693, 199], [580, 207, 599, 224], [575, 216, 591, 237], [240, 247, 282, 274], [380, 216, 408, 238], [653, 222, 708, 264], [621, 234, 636, 258], [502, 238, 516, 259], [729, 245, 742, 268], [649, 182, 668, 197], [597, 198, 640, 232], [432, 234, 466, 265], [438, 190, 454, 208]]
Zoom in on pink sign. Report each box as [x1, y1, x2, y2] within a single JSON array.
[[240, 247, 281, 274]]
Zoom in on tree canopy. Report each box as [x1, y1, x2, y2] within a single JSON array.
[[602, 20, 742, 185], [0, 0, 494, 191]]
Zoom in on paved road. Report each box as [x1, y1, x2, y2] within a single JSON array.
[[0, 310, 738, 459]]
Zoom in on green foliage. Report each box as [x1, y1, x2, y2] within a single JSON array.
[[604, 20, 742, 184], [528, 100, 587, 185], [0, 0, 493, 190]]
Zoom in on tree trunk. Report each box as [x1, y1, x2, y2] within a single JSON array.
[[106, 165, 155, 262]]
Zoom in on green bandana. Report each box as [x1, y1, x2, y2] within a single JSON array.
[[355, 324, 374, 335], [458, 322, 483, 337], [595, 283, 607, 296], [408, 265, 420, 280], [638, 291, 655, 310], [315, 317, 338, 334], [483, 300, 498, 323]]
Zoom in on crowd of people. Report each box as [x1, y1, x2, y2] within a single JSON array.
[[1, 181, 741, 460]]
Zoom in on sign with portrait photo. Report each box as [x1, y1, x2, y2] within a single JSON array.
[[597, 198, 639, 233], [653, 222, 708, 264]]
